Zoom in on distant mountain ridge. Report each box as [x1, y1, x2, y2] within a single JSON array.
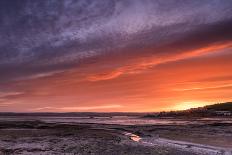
[[144, 102, 232, 118], [204, 102, 232, 112]]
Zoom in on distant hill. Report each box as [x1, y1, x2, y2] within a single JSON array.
[[204, 102, 232, 112], [144, 102, 232, 118]]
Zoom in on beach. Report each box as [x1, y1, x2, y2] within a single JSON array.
[[0, 116, 231, 155]]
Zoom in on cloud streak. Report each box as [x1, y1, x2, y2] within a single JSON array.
[[31, 104, 123, 112], [87, 42, 232, 81]]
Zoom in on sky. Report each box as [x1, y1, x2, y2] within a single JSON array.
[[0, 0, 232, 112]]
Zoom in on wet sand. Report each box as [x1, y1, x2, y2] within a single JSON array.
[[0, 117, 231, 155]]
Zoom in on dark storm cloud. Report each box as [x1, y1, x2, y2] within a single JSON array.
[[0, 0, 232, 82]]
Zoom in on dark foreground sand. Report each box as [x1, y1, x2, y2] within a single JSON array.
[[0, 119, 231, 155]]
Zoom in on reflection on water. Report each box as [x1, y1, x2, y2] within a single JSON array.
[[124, 132, 141, 142], [1, 116, 232, 126], [41, 116, 198, 125]]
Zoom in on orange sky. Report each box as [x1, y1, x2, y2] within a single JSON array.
[[1, 42, 232, 112]]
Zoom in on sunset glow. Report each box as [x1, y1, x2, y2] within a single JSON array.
[[172, 101, 213, 111]]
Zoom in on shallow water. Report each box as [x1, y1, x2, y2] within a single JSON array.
[[1, 116, 232, 125], [123, 131, 232, 155]]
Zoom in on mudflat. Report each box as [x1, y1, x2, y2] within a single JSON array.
[[0, 116, 231, 155]]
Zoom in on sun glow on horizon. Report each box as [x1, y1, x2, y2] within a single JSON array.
[[173, 101, 213, 111]]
